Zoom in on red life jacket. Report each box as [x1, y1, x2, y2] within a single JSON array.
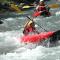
[[38, 6, 47, 11], [24, 26, 36, 35], [27, 26, 35, 32]]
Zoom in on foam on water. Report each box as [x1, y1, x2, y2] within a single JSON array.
[[4, 18, 15, 21], [0, 31, 22, 54], [0, 3, 60, 60], [0, 45, 60, 60], [55, 11, 60, 16]]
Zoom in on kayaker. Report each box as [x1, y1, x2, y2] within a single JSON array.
[[34, 0, 50, 17], [23, 19, 39, 35]]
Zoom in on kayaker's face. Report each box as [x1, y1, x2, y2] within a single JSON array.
[[39, 1, 45, 6], [30, 23, 35, 27]]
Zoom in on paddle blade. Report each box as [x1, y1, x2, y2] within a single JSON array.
[[22, 5, 35, 9], [49, 4, 60, 8], [23, 6, 31, 9]]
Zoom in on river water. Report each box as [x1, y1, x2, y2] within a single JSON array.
[[0, 1, 60, 60]]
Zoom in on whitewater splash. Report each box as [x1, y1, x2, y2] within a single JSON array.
[[0, 46, 60, 60], [0, 31, 22, 54], [0, 4, 60, 60], [55, 11, 60, 16]]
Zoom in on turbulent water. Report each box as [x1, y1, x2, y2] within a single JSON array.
[[0, 1, 60, 60]]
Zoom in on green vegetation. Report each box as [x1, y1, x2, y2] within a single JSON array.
[[0, 0, 35, 13], [0, 0, 34, 3], [0, 0, 8, 2]]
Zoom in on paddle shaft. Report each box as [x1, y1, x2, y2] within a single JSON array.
[[24, 4, 60, 9], [26, 16, 48, 32], [37, 23, 48, 32]]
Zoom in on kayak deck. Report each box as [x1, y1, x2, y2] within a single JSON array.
[[21, 32, 54, 43]]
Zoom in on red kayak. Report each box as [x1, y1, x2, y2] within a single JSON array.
[[33, 11, 51, 17], [33, 11, 41, 17], [21, 32, 54, 43]]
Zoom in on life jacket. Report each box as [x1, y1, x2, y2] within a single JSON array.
[[38, 6, 47, 11], [25, 26, 35, 33]]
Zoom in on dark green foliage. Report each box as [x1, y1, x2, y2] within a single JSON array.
[[12, 0, 35, 4]]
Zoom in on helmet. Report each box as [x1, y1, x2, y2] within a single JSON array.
[[28, 20, 33, 26], [39, 0, 45, 6], [40, 0, 44, 2]]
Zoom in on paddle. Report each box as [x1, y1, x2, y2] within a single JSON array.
[[48, 4, 60, 8], [26, 16, 48, 32], [24, 3, 60, 8], [22, 5, 34, 9]]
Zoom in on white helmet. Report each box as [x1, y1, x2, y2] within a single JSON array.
[[40, 0, 44, 2]]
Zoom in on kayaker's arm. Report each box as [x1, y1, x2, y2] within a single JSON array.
[[24, 21, 29, 28], [35, 5, 39, 12], [45, 5, 50, 11]]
